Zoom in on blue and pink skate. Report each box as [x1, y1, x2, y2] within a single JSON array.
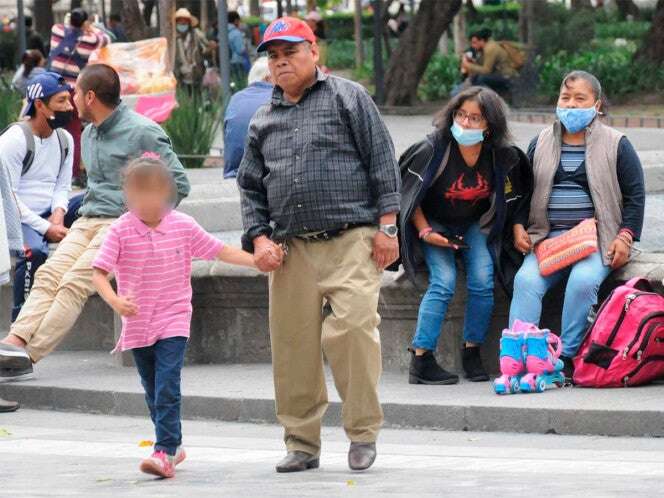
[[493, 320, 565, 395]]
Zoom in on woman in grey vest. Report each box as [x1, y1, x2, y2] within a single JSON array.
[[509, 70, 645, 382]]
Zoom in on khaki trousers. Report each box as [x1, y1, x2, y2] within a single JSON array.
[[268, 226, 384, 456], [10, 217, 114, 362]]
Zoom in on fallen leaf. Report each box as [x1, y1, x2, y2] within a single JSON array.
[[96, 478, 112, 483], [138, 439, 154, 447], [0, 428, 11, 437], [347, 480, 356, 486]]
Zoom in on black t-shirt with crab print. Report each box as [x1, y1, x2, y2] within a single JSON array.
[[421, 142, 494, 230]]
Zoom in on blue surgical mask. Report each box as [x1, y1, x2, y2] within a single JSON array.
[[556, 105, 597, 133], [176, 24, 189, 34], [451, 122, 485, 146]]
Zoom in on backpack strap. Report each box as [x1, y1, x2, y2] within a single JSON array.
[[2, 121, 37, 176], [625, 277, 654, 292], [55, 128, 69, 173]]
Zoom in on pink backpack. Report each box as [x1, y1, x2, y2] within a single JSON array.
[[573, 277, 664, 387]]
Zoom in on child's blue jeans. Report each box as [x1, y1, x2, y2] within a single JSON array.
[[132, 336, 187, 456]]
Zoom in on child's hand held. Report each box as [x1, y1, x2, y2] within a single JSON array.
[[113, 295, 139, 317]]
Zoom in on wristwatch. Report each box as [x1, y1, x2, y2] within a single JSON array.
[[379, 224, 399, 239]]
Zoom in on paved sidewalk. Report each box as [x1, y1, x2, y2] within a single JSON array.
[[3, 352, 663, 438], [3, 410, 664, 497]]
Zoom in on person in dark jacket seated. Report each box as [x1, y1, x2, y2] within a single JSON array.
[[396, 86, 532, 385]]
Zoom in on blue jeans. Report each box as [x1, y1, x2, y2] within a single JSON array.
[[12, 193, 84, 321], [509, 250, 611, 358], [412, 223, 495, 351], [132, 337, 188, 456]]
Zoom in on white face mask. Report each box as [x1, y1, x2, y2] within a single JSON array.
[[176, 24, 189, 34]]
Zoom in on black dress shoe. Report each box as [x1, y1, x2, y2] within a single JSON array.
[[348, 442, 376, 471], [462, 346, 490, 382], [0, 343, 32, 370], [275, 451, 319, 473], [408, 349, 459, 385], [0, 397, 19, 413]]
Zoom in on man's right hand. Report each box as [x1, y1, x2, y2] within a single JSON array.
[[45, 224, 69, 243], [253, 235, 284, 272]]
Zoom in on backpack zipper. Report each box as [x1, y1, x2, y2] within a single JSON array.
[[623, 355, 664, 386], [621, 311, 664, 359], [606, 293, 641, 346], [633, 321, 664, 361]]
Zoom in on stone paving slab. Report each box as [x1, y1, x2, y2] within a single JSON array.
[[4, 352, 663, 438]]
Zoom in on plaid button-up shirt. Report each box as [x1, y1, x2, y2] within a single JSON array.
[[237, 71, 400, 243]]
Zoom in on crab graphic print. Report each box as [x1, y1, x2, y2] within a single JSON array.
[[421, 144, 494, 229]]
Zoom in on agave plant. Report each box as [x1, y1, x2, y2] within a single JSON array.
[[162, 90, 222, 169]]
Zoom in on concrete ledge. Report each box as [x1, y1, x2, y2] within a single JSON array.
[[5, 352, 664, 438], [3, 253, 663, 372]]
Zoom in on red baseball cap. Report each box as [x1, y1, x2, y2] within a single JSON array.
[[257, 17, 316, 52]]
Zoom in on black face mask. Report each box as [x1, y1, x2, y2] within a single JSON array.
[[46, 109, 74, 130]]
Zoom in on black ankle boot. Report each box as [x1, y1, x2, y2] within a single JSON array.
[[560, 355, 575, 383], [408, 349, 459, 385], [462, 346, 489, 382]]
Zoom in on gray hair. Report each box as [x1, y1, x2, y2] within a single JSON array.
[[560, 70, 602, 100], [248, 57, 270, 85]]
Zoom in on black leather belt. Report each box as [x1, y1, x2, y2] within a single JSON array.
[[295, 223, 370, 242]]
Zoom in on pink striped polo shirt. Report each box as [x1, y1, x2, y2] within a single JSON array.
[[92, 210, 224, 352]]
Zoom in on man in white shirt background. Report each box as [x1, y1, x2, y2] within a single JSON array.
[[0, 72, 83, 322]]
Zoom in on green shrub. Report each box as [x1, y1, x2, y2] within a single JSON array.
[[326, 39, 375, 70], [162, 91, 222, 169], [536, 46, 664, 102], [595, 21, 651, 40], [475, 1, 521, 19], [0, 31, 17, 70], [0, 76, 22, 130], [418, 53, 461, 102], [534, 4, 596, 57], [468, 19, 519, 42]]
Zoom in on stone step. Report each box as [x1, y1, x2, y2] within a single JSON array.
[[5, 351, 664, 438]]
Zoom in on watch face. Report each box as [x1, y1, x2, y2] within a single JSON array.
[[383, 225, 398, 237]]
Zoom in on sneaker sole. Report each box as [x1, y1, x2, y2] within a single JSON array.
[[139, 460, 175, 478], [466, 374, 490, 382], [0, 353, 32, 370], [409, 375, 459, 385]]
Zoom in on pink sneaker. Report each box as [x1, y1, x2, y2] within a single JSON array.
[[140, 450, 176, 478]]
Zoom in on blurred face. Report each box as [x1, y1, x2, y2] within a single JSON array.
[[305, 19, 317, 31], [557, 78, 599, 110], [453, 99, 487, 130], [125, 175, 173, 224], [470, 37, 486, 51], [266, 41, 319, 95], [176, 19, 191, 33]]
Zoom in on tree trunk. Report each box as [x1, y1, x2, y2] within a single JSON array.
[[159, 0, 176, 70], [249, 0, 260, 17], [71, 0, 82, 9], [571, 0, 592, 10], [307, 0, 316, 11], [33, 0, 55, 39], [452, 10, 466, 56], [384, 0, 462, 105], [615, 0, 640, 20], [122, 0, 150, 41], [353, 0, 364, 68], [635, 0, 664, 63], [465, 0, 478, 22]]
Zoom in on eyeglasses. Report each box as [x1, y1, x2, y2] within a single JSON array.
[[453, 110, 485, 127]]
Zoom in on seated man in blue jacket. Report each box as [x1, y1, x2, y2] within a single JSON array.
[[223, 57, 273, 179]]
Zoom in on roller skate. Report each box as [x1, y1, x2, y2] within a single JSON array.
[[519, 328, 565, 393], [493, 320, 533, 395]]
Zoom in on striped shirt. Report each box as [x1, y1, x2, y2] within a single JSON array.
[[49, 24, 110, 85], [92, 210, 224, 352], [547, 143, 595, 230]]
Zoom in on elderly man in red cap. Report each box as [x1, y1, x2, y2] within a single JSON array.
[[238, 17, 400, 473]]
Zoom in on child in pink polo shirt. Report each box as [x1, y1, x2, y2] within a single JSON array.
[[92, 156, 255, 479]]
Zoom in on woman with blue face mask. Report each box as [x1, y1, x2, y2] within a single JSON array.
[[509, 70, 645, 382], [395, 86, 533, 385]]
